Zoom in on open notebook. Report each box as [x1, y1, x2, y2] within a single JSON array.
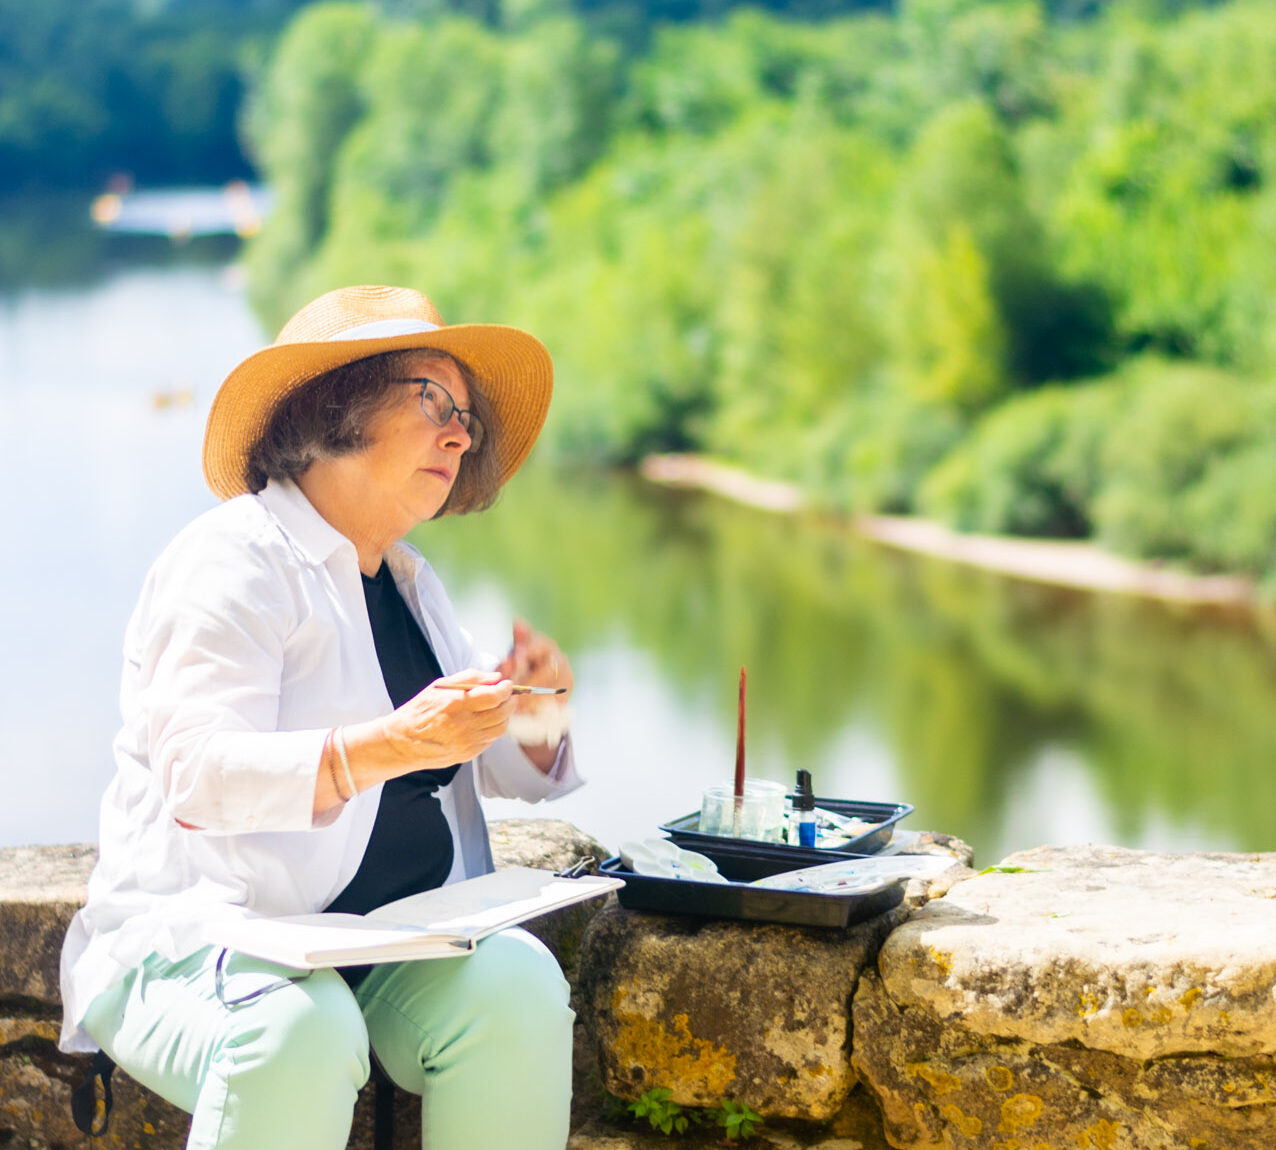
[[204, 866, 624, 968]]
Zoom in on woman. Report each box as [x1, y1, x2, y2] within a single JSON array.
[[59, 285, 582, 1149]]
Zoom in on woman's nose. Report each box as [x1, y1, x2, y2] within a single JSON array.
[[439, 414, 471, 452]]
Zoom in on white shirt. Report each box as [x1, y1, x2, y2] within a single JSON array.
[[59, 479, 581, 1052]]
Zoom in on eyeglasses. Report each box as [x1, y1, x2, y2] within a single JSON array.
[[393, 377, 484, 452]]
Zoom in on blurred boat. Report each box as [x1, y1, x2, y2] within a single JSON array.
[[150, 387, 197, 411], [89, 182, 272, 240]]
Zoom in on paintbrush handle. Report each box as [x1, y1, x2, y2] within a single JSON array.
[[435, 682, 567, 695]]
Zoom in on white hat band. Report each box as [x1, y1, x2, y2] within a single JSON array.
[[333, 318, 441, 341]]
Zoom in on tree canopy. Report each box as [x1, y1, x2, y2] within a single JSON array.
[[13, 0, 1273, 582], [239, 0, 1276, 584]]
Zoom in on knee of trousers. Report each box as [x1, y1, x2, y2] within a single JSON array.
[[218, 968, 372, 1092], [462, 929, 572, 1033]]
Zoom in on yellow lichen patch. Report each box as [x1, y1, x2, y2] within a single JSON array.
[[1179, 988, 1202, 1012], [0, 1019, 59, 1043], [986, 1065, 1015, 1092], [998, 1093, 1043, 1134], [940, 1103, 983, 1137], [143, 1122, 156, 1135], [908, 1062, 961, 1095], [1222, 1081, 1237, 1094], [929, 948, 954, 977], [1189, 1139, 1209, 1149], [611, 1001, 738, 1097], [1076, 992, 1100, 1018], [993, 1140, 1021, 1150], [1121, 1008, 1142, 1028], [1147, 1005, 1172, 1026], [1075, 1119, 1120, 1149]]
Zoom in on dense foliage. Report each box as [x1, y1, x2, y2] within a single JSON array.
[[0, 0, 306, 190], [241, 0, 1276, 583]]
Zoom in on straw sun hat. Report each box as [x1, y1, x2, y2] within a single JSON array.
[[202, 285, 553, 501]]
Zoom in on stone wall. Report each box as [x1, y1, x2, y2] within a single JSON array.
[[7, 830, 1276, 1150], [851, 845, 1276, 1150], [0, 821, 606, 1150], [578, 843, 1276, 1150], [572, 832, 974, 1150]]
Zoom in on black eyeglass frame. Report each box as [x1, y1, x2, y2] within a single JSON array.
[[392, 377, 484, 452]]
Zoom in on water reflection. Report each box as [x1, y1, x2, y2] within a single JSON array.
[[422, 467, 1276, 861], [2, 226, 1272, 863], [0, 193, 239, 294], [0, 261, 266, 847]]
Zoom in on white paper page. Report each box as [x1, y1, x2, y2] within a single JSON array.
[[369, 867, 622, 937], [208, 915, 466, 967], [204, 867, 623, 966]]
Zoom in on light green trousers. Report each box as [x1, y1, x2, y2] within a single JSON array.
[[81, 928, 574, 1150]]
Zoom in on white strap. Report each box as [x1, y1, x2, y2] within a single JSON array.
[[333, 318, 440, 341]]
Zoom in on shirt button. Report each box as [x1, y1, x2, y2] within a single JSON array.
[[245, 814, 258, 829]]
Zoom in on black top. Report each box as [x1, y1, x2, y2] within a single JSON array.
[[324, 563, 461, 943]]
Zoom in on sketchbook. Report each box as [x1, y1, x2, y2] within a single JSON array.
[[203, 866, 624, 968]]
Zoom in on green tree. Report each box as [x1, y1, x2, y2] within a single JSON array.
[[919, 381, 1120, 536], [524, 140, 722, 462], [882, 101, 1023, 410], [622, 18, 763, 137], [485, 17, 623, 199], [0, 0, 278, 189], [244, 2, 376, 310], [710, 115, 896, 489], [1047, 2, 1276, 361], [899, 0, 1057, 125], [329, 18, 504, 239], [1092, 360, 1257, 562]]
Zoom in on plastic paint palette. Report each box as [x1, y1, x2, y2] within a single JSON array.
[[660, 798, 914, 861]]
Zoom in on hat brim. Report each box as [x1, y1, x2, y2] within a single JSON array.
[[203, 324, 553, 501]]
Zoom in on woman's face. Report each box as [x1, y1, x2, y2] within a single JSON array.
[[357, 350, 473, 531]]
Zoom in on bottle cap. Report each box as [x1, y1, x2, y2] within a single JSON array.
[[792, 768, 815, 811]]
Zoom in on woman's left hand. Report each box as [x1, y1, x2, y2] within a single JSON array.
[[496, 618, 573, 702], [496, 620, 572, 771]]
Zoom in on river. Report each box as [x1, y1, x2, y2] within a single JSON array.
[[2, 193, 1273, 864]]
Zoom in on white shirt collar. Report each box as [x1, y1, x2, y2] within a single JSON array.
[[258, 478, 354, 568], [258, 478, 429, 583]]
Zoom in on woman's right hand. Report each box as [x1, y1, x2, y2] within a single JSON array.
[[382, 670, 514, 769], [314, 672, 514, 816]]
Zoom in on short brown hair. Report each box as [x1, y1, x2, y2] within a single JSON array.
[[245, 350, 503, 516]]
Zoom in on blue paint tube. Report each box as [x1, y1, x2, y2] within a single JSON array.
[[792, 769, 817, 848]]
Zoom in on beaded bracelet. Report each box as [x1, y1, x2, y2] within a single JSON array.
[[334, 725, 357, 799], [325, 729, 350, 802]]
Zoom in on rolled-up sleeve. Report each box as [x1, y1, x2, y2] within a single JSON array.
[[475, 733, 583, 801], [133, 527, 327, 834]]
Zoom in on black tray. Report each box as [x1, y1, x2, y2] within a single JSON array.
[[600, 847, 906, 929], [660, 797, 913, 863]]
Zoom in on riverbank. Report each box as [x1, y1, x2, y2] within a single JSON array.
[[639, 453, 1259, 609]]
